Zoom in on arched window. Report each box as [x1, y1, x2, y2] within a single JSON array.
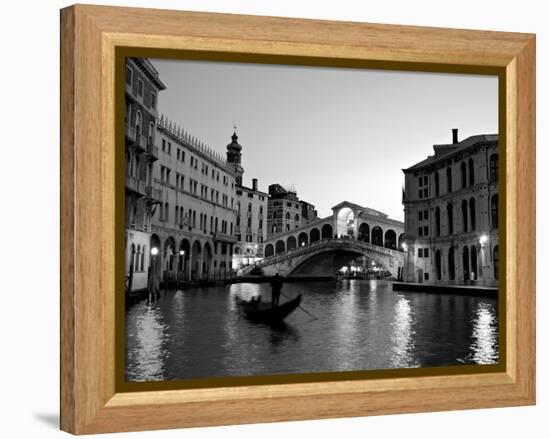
[[489, 154, 498, 182], [448, 247, 455, 280], [491, 194, 499, 228], [446, 167, 453, 193], [460, 162, 467, 188], [435, 207, 441, 237], [273, 211, 277, 219], [148, 122, 154, 146], [294, 213, 300, 222], [493, 245, 499, 280], [468, 158, 475, 186], [447, 202, 454, 235], [461, 199, 468, 232], [322, 224, 333, 239], [435, 249, 442, 280], [469, 198, 476, 230], [434, 171, 440, 196], [285, 212, 290, 220], [135, 110, 142, 137]]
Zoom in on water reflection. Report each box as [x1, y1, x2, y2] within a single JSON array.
[[465, 301, 499, 364], [125, 303, 169, 381], [391, 296, 419, 368], [125, 280, 499, 381]]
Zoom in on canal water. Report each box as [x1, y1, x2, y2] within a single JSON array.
[[125, 280, 499, 382]]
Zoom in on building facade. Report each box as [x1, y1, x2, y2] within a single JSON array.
[[402, 130, 499, 286], [224, 132, 270, 269], [267, 184, 318, 237], [124, 58, 166, 293], [149, 118, 238, 286]]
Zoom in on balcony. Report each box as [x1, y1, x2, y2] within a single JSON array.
[[145, 185, 162, 202], [146, 137, 159, 161], [125, 125, 147, 153], [125, 124, 136, 144], [125, 175, 146, 197], [213, 232, 238, 244]]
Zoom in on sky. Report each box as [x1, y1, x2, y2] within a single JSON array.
[[151, 58, 498, 221]]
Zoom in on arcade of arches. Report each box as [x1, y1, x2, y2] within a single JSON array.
[[264, 220, 403, 258], [148, 233, 233, 285]]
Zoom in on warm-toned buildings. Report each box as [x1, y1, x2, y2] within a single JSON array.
[[402, 130, 499, 286], [124, 58, 166, 293]]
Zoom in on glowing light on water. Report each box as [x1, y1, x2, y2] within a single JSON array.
[[391, 296, 419, 368], [467, 301, 499, 364]]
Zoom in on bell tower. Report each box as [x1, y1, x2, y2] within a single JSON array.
[[226, 128, 244, 185]]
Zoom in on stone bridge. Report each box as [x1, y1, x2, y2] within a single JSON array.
[[240, 237, 405, 279]]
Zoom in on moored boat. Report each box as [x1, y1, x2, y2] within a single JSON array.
[[235, 294, 302, 323]]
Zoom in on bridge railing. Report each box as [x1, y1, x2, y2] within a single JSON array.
[[247, 237, 403, 271]]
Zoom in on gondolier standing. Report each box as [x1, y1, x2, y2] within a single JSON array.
[[270, 273, 283, 307]]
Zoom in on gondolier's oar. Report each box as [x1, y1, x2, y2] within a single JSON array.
[[281, 292, 318, 320]]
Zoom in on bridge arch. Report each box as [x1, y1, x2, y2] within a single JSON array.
[[336, 207, 355, 237], [285, 243, 401, 279], [321, 223, 333, 239], [287, 235, 297, 251], [310, 227, 320, 243], [371, 226, 383, 246], [298, 232, 308, 247], [384, 229, 397, 250], [265, 243, 274, 257], [358, 222, 370, 242], [275, 239, 286, 254]]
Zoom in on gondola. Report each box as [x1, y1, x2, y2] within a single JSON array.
[[235, 294, 302, 323]]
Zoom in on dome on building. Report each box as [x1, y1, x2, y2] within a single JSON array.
[[226, 132, 242, 152]]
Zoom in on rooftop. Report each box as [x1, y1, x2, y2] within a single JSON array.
[[157, 114, 231, 170], [404, 133, 498, 172]]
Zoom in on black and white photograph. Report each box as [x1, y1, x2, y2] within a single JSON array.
[[123, 57, 500, 382]]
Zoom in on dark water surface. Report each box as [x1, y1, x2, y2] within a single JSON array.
[[125, 280, 498, 381]]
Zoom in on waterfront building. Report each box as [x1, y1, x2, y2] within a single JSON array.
[[225, 131, 269, 269], [149, 118, 238, 286], [124, 58, 166, 293], [267, 184, 318, 237], [299, 200, 319, 227], [402, 129, 499, 286], [233, 177, 268, 269]]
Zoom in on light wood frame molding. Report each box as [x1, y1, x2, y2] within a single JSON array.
[[60, 4, 535, 434]]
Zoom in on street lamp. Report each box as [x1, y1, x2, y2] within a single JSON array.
[[149, 247, 159, 295], [479, 234, 488, 245], [401, 243, 408, 252]]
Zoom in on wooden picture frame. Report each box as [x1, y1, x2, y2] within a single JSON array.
[[60, 4, 536, 434]]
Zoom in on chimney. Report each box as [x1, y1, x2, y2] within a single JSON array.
[[452, 128, 459, 144], [252, 178, 258, 191]]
